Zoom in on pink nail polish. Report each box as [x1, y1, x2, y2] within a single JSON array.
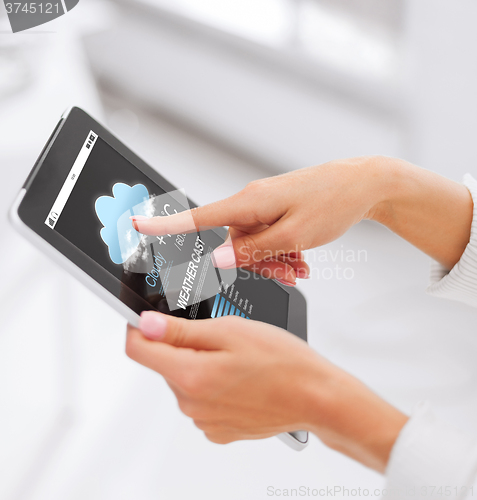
[[139, 311, 167, 340], [211, 245, 236, 269], [296, 269, 310, 279], [130, 215, 149, 232], [129, 215, 149, 221], [276, 279, 296, 287]]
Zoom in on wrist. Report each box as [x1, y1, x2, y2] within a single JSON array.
[[362, 157, 473, 269], [302, 359, 408, 473], [361, 156, 409, 225]]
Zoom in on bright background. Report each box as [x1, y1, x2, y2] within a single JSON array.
[[1, 1, 477, 499]]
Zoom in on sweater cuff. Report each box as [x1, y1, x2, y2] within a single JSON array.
[[385, 401, 477, 500], [427, 174, 477, 308]]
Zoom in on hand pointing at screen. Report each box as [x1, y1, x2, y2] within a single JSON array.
[[131, 156, 472, 285], [132, 157, 375, 286]]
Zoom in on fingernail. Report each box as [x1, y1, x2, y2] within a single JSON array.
[[211, 245, 236, 269], [130, 215, 149, 231], [139, 311, 167, 340], [276, 278, 296, 287], [296, 269, 310, 279]]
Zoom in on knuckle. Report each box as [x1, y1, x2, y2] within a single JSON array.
[[190, 207, 201, 231], [177, 397, 196, 418], [178, 368, 210, 396], [215, 315, 248, 338], [239, 235, 260, 264], [171, 321, 188, 348], [193, 419, 211, 432], [281, 222, 302, 248], [205, 433, 232, 445], [177, 371, 199, 394], [222, 315, 243, 329], [244, 178, 267, 195], [192, 370, 213, 398], [125, 331, 141, 360]]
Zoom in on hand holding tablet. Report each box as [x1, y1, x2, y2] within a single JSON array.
[[9, 107, 309, 450]]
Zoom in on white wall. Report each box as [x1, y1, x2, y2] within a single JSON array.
[[403, 0, 477, 178]]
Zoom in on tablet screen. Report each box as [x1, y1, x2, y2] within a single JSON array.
[[43, 130, 289, 328]]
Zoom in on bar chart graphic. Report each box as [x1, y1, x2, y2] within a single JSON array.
[[210, 293, 250, 319]]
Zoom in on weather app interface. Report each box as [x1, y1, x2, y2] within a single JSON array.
[[44, 131, 289, 327]]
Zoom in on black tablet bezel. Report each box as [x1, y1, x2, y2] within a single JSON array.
[[16, 107, 307, 340]]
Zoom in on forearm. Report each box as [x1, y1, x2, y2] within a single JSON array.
[[368, 157, 473, 270]]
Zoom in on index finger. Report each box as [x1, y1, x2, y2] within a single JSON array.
[[131, 195, 243, 236], [126, 325, 202, 383]]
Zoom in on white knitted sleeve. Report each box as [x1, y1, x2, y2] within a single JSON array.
[[385, 401, 477, 500], [427, 174, 477, 307]]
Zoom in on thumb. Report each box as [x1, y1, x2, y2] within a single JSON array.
[[138, 311, 232, 350]]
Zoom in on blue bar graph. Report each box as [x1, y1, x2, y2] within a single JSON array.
[[211, 294, 220, 318], [217, 297, 226, 317], [223, 301, 230, 316], [210, 293, 251, 320]]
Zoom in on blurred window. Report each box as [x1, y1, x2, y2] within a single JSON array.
[[298, 0, 402, 81], [133, 0, 404, 82], [137, 0, 291, 45]]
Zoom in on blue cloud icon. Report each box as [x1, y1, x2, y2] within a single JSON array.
[[95, 183, 150, 265]]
